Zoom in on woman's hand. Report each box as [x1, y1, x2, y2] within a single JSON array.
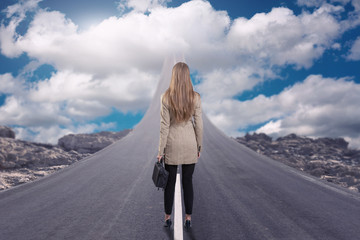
[[198, 152, 201, 158], [157, 155, 163, 162]]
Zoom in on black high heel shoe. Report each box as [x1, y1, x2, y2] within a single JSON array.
[[164, 219, 172, 228], [184, 219, 191, 229]]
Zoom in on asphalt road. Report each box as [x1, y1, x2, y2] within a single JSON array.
[[1, 58, 360, 240]]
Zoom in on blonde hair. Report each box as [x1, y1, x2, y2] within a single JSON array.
[[163, 62, 196, 123]]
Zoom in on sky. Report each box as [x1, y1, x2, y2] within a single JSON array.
[[0, 0, 360, 148]]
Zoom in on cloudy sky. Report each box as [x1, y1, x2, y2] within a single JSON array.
[[0, 0, 360, 148]]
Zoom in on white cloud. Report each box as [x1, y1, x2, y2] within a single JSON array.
[[0, 0, 42, 57], [0, 73, 18, 94], [14, 122, 116, 144], [116, 0, 170, 13], [28, 69, 157, 112], [347, 36, 360, 60], [0, 19, 23, 57], [296, 0, 360, 31], [296, 0, 351, 7], [227, 6, 343, 69], [196, 66, 276, 101], [250, 75, 360, 148], [297, 0, 326, 7], [346, 136, 360, 149], [0, 95, 72, 127], [203, 75, 360, 147], [200, 74, 360, 150], [256, 120, 282, 135], [352, 0, 360, 11], [0, 68, 156, 130], [331, 42, 341, 50], [3, 0, 42, 19], [12, 1, 230, 75]]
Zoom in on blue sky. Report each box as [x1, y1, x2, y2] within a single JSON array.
[[0, 0, 360, 148]]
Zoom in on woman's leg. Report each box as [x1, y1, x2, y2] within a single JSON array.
[[182, 163, 195, 217], [164, 164, 178, 216]]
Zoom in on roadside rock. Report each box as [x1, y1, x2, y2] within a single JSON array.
[[0, 126, 15, 139], [0, 137, 88, 170], [58, 130, 131, 154], [236, 133, 360, 192], [0, 165, 68, 190]]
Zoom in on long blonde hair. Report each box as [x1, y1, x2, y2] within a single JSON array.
[[163, 62, 196, 123]]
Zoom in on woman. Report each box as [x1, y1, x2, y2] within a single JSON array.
[[157, 62, 203, 229]]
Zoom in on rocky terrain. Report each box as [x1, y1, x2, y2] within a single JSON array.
[[235, 133, 360, 192], [2, 125, 360, 193], [0, 126, 131, 190]]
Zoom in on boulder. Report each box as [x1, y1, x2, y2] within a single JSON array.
[[316, 137, 348, 149], [244, 132, 272, 142], [58, 129, 131, 154], [277, 133, 299, 141], [0, 126, 15, 139]]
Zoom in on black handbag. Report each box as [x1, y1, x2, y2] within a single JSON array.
[[152, 156, 169, 190]]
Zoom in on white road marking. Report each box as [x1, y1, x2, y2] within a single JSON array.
[[174, 173, 183, 240]]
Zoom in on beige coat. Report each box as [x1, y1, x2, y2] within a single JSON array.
[[158, 92, 203, 165]]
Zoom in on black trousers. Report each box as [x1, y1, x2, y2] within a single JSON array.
[[164, 163, 195, 215]]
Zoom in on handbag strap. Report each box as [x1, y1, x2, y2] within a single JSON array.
[[159, 155, 165, 166]]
